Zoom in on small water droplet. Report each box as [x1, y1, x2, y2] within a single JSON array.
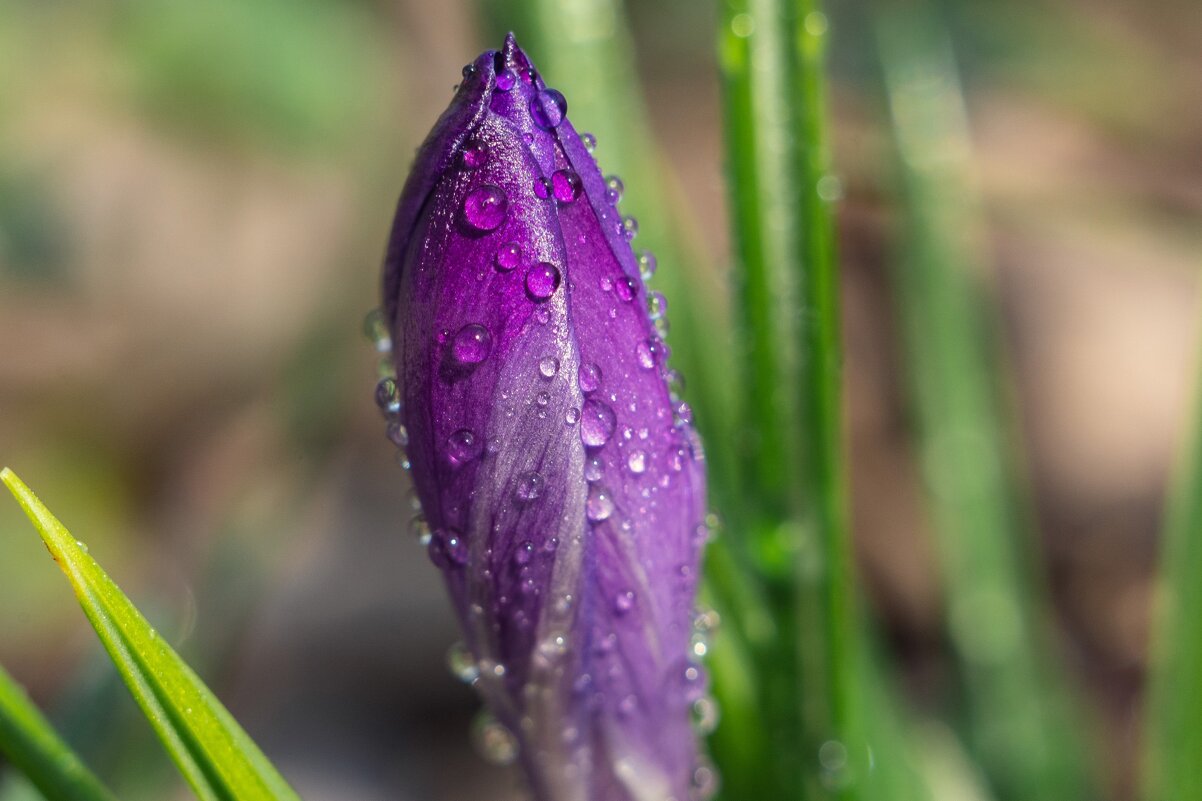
[[386, 420, 409, 448], [648, 291, 668, 320], [473, 712, 519, 765], [621, 215, 639, 240], [446, 429, 483, 467], [536, 391, 550, 406], [581, 132, 597, 152], [615, 276, 638, 302], [76, 540, 89, 554], [495, 241, 522, 272], [462, 184, 508, 232], [692, 697, 719, 734], [529, 88, 567, 128], [627, 450, 647, 474], [429, 527, 468, 567], [578, 362, 602, 394], [446, 641, 479, 683], [585, 456, 604, 482], [460, 139, 490, 169], [496, 68, 517, 91], [525, 262, 561, 301], [565, 407, 580, 425], [451, 323, 492, 364], [586, 485, 615, 522], [613, 590, 635, 614], [580, 399, 616, 447], [635, 339, 657, 370], [375, 377, 401, 414], [363, 308, 392, 352], [551, 168, 583, 203], [604, 175, 624, 204], [514, 471, 545, 502], [534, 176, 551, 199], [637, 250, 658, 280], [539, 356, 559, 378], [513, 540, 535, 565], [675, 401, 694, 426], [412, 514, 432, 546]]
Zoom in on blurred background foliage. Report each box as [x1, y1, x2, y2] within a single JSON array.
[[0, 0, 1200, 799]]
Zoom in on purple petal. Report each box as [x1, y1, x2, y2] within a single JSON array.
[[383, 33, 708, 801]]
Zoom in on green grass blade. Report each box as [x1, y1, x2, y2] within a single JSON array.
[[0, 468, 300, 801], [874, 7, 1090, 801], [0, 662, 118, 801], [1144, 328, 1202, 801]]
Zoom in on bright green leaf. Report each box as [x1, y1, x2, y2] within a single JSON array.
[[0, 468, 300, 801]]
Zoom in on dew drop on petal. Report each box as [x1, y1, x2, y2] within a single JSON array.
[[534, 176, 552, 199], [586, 485, 615, 522], [615, 276, 638, 303], [429, 527, 469, 567], [473, 712, 519, 765], [638, 250, 658, 280], [447, 641, 479, 683], [613, 590, 635, 615], [460, 139, 490, 168], [551, 169, 583, 203], [578, 362, 602, 394], [584, 456, 604, 482], [515, 472, 545, 502], [604, 175, 624, 205], [496, 68, 517, 91], [581, 132, 597, 152], [446, 429, 483, 467], [539, 356, 559, 378], [495, 241, 522, 272], [648, 291, 668, 320], [565, 407, 580, 425], [462, 184, 507, 232], [375, 377, 401, 414], [513, 540, 535, 565], [627, 449, 647, 474], [621, 215, 639, 240], [451, 323, 492, 364], [529, 88, 567, 128], [580, 399, 616, 447], [635, 339, 656, 370], [525, 262, 561, 301]]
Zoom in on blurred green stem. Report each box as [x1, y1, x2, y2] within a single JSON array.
[[1143, 288, 1202, 801], [875, 5, 1089, 800], [0, 661, 118, 801]]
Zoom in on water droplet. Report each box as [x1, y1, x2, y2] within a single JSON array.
[[460, 139, 490, 169], [692, 697, 719, 735], [462, 184, 507, 232], [580, 399, 616, 447], [473, 712, 519, 765], [692, 757, 720, 800], [693, 608, 721, 633], [675, 401, 694, 426], [363, 308, 392, 352], [525, 262, 561, 301], [412, 514, 432, 546], [514, 471, 545, 502], [429, 527, 468, 567], [520, 67, 538, 85], [648, 291, 668, 320], [495, 241, 522, 272], [578, 362, 602, 393], [585, 456, 604, 482], [514, 540, 535, 565], [529, 88, 567, 128], [375, 377, 401, 414], [635, 339, 657, 370], [386, 420, 409, 448], [613, 590, 635, 614], [539, 356, 559, 378], [604, 175, 624, 204], [627, 450, 647, 474], [76, 539, 89, 554], [446, 641, 479, 683], [551, 168, 583, 203], [451, 323, 492, 364], [536, 391, 550, 406], [621, 215, 639, 240], [534, 176, 551, 199], [581, 132, 597, 152], [496, 68, 517, 91], [586, 485, 615, 522], [565, 407, 580, 425], [637, 250, 658, 280], [615, 276, 638, 302], [446, 429, 483, 467], [731, 13, 755, 37]]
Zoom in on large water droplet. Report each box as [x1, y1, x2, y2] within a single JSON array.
[[580, 399, 616, 447], [586, 485, 615, 522], [551, 169, 583, 203], [495, 242, 522, 272], [525, 262, 561, 301], [539, 356, 559, 378], [462, 184, 507, 232], [495, 68, 517, 91], [446, 429, 483, 467], [529, 88, 567, 128], [515, 471, 545, 502], [451, 323, 492, 364], [578, 362, 602, 394], [460, 139, 489, 169], [565, 407, 580, 425]]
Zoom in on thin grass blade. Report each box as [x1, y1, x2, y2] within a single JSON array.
[[0, 661, 118, 801], [0, 468, 300, 801], [874, 7, 1091, 800]]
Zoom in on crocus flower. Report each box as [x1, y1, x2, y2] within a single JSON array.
[[379, 33, 709, 801]]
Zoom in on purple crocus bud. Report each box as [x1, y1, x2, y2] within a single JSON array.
[[380, 34, 709, 801]]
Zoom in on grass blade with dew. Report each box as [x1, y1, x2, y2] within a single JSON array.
[[1143, 316, 1202, 801], [874, 7, 1092, 801], [0, 661, 118, 801], [0, 468, 301, 801], [719, 0, 863, 798]]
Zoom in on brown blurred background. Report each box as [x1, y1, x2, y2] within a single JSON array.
[[1, 1, 1199, 799]]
